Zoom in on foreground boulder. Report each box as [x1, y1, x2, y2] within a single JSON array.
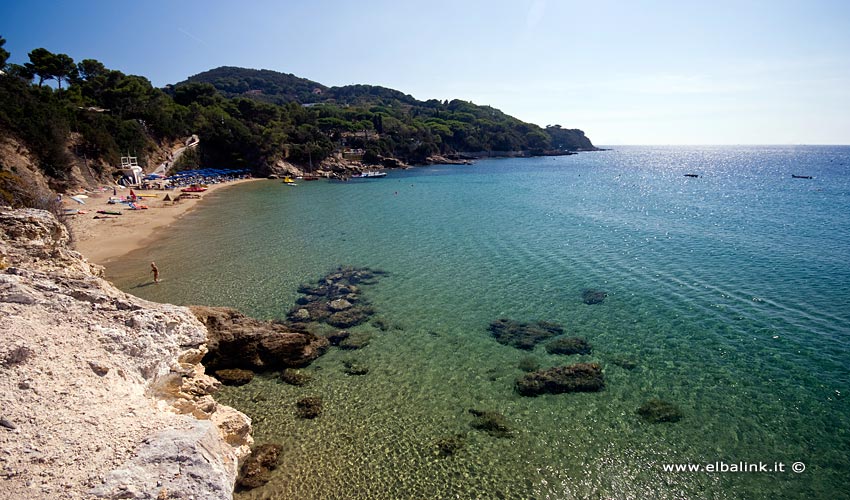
[[191, 306, 329, 371], [516, 363, 605, 396], [488, 318, 564, 350], [92, 421, 244, 499], [1, 208, 252, 499]]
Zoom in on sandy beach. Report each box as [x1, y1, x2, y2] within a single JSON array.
[[65, 178, 263, 265]]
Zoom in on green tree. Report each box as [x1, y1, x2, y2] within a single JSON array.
[[52, 53, 76, 89], [75, 59, 107, 82], [26, 48, 56, 86], [3, 63, 34, 81], [0, 36, 9, 69], [173, 82, 218, 106]]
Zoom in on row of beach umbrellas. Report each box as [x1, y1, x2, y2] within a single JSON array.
[[141, 169, 251, 182], [164, 168, 250, 180]]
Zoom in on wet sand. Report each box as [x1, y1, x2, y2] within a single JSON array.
[[65, 178, 263, 265]]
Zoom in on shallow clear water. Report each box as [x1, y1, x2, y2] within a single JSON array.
[[110, 146, 850, 499]]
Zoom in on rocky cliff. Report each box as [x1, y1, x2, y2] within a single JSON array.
[[0, 207, 252, 499]]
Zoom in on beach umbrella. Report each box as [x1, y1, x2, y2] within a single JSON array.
[[70, 196, 86, 204]]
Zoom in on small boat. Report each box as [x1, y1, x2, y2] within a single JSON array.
[[351, 171, 387, 179], [684, 174, 700, 178], [792, 174, 813, 179], [282, 176, 297, 184], [181, 185, 208, 192], [301, 175, 320, 181]]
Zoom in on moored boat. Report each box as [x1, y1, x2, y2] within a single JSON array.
[[351, 171, 387, 179]]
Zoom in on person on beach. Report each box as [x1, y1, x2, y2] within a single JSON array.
[[150, 262, 160, 283]]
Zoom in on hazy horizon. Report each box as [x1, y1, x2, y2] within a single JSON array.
[[2, 0, 849, 146]]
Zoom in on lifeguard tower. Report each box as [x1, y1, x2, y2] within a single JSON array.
[[118, 156, 143, 186]]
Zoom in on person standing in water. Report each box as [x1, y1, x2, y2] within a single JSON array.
[[150, 262, 160, 283]]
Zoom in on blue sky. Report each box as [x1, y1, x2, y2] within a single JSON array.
[[2, 0, 849, 145]]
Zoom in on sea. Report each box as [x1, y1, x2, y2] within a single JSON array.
[[108, 146, 850, 500]]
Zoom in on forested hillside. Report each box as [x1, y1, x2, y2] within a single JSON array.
[[181, 66, 596, 157], [0, 37, 595, 200]]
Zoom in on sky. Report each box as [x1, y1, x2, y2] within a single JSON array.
[[2, 0, 849, 145]]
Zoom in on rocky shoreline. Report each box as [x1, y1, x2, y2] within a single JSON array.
[[268, 149, 597, 179], [0, 207, 254, 499]]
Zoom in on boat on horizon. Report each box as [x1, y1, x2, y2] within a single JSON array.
[[792, 174, 813, 179]]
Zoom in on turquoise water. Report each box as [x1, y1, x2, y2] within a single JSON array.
[[110, 146, 850, 499]]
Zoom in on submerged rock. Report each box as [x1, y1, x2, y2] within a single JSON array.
[[518, 356, 541, 372], [214, 368, 254, 386], [236, 443, 282, 490], [292, 308, 311, 321], [327, 305, 374, 328], [324, 330, 351, 346], [581, 289, 607, 305], [328, 298, 353, 311], [610, 354, 638, 370], [343, 360, 369, 376], [469, 409, 513, 438], [488, 318, 564, 350], [546, 336, 592, 355], [637, 398, 683, 423], [280, 369, 311, 386], [372, 317, 389, 331], [339, 331, 372, 350], [516, 363, 605, 396], [288, 267, 386, 328], [296, 396, 323, 419], [434, 433, 467, 457]]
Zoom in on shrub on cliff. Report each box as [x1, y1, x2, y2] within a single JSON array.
[[0, 171, 62, 217]]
